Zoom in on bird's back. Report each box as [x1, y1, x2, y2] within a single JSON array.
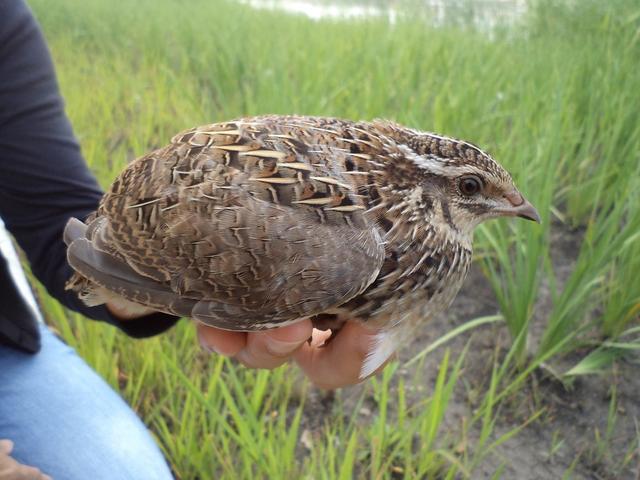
[[70, 116, 398, 328]]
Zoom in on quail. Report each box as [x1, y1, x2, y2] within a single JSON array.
[[64, 115, 540, 377]]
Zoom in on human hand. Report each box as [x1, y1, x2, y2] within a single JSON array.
[[293, 321, 388, 390], [0, 440, 51, 480], [197, 320, 388, 390], [197, 320, 313, 370]]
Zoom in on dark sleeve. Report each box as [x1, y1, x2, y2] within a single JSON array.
[[0, 1, 180, 338]]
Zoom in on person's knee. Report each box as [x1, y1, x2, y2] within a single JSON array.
[[59, 410, 173, 480], [98, 419, 173, 479], [0, 328, 173, 479], [11, 417, 173, 480]]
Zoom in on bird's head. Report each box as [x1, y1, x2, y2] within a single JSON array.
[[375, 123, 540, 243]]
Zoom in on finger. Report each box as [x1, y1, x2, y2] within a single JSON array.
[[293, 322, 388, 390], [235, 319, 313, 369], [0, 439, 13, 455], [0, 460, 49, 480], [196, 322, 247, 357], [16, 465, 50, 480]]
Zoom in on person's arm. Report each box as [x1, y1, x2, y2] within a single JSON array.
[[0, 0, 179, 337]]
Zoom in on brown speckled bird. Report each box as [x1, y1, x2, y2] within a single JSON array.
[[64, 115, 539, 377]]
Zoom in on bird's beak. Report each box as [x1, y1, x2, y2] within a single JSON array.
[[500, 191, 541, 223]]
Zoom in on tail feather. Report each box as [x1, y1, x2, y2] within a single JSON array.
[[64, 217, 197, 317], [63, 217, 88, 246]]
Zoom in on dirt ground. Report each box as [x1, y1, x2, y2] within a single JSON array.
[[301, 225, 640, 479]]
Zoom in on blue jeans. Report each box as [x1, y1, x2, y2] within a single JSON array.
[[0, 323, 174, 480]]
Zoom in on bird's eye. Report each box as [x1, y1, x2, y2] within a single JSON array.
[[458, 175, 483, 196]]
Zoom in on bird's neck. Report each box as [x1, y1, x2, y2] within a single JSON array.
[[363, 201, 473, 301], [374, 187, 473, 252]]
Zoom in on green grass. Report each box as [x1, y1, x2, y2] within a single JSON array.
[[25, 0, 640, 477]]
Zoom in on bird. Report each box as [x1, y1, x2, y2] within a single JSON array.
[[64, 115, 540, 378]]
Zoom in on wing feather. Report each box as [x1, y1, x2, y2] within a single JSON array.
[[66, 116, 386, 330]]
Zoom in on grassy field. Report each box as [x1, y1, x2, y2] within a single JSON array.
[[28, 0, 640, 478]]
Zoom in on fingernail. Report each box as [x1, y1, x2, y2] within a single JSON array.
[[266, 338, 302, 356], [199, 337, 220, 355]]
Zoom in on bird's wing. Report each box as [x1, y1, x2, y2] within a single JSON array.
[[66, 117, 386, 330]]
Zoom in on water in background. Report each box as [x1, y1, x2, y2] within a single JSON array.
[[237, 0, 527, 30]]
